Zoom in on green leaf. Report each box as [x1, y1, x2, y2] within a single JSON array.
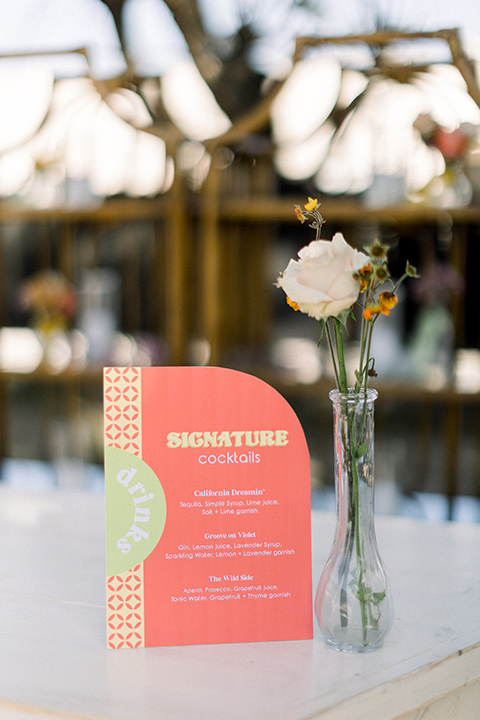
[[317, 319, 327, 346], [335, 307, 353, 329], [356, 442, 368, 459]]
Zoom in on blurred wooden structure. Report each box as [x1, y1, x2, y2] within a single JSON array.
[[1, 30, 480, 507]]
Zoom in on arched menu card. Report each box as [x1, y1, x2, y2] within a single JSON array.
[[104, 366, 312, 648]]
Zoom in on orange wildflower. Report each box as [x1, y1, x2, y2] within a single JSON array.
[[357, 264, 373, 292], [379, 291, 397, 311], [363, 292, 398, 320], [359, 264, 373, 279], [363, 305, 382, 321], [286, 296, 300, 311]]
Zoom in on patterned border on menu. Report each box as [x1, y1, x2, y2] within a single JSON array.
[[106, 565, 144, 649], [104, 367, 142, 456], [104, 367, 145, 648]]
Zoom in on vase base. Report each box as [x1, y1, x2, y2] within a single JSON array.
[[323, 627, 385, 653], [325, 639, 383, 653]]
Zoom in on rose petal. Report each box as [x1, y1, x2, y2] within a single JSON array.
[[277, 233, 369, 319]]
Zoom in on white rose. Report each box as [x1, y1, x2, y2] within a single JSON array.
[[277, 233, 369, 320]]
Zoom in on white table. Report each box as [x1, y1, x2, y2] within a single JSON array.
[[0, 485, 479, 720]]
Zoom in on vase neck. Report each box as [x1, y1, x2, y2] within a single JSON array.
[[330, 390, 376, 531]]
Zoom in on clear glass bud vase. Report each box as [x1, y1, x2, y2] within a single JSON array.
[[315, 389, 394, 652]]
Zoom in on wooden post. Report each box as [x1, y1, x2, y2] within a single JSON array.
[[199, 158, 222, 366], [164, 174, 189, 365]]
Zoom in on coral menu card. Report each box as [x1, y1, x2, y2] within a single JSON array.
[[104, 366, 312, 648]]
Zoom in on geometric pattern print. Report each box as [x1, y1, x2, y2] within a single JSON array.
[[104, 366, 142, 457], [106, 565, 144, 648], [104, 367, 145, 648]]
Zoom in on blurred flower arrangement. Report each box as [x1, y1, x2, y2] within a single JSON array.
[[19, 270, 77, 336], [413, 116, 476, 207], [425, 121, 474, 164]]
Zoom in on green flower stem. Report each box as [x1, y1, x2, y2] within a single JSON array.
[[353, 416, 367, 642], [341, 403, 369, 644], [325, 322, 341, 391], [333, 318, 348, 393], [393, 271, 410, 292], [355, 317, 368, 393], [331, 313, 369, 640], [355, 312, 375, 395], [355, 320, 376, 452], [350, 412, 368, 642], [334, 315, 368, 641]]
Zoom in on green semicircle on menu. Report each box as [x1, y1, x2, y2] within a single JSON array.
[[105, 446, 167, 576]]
